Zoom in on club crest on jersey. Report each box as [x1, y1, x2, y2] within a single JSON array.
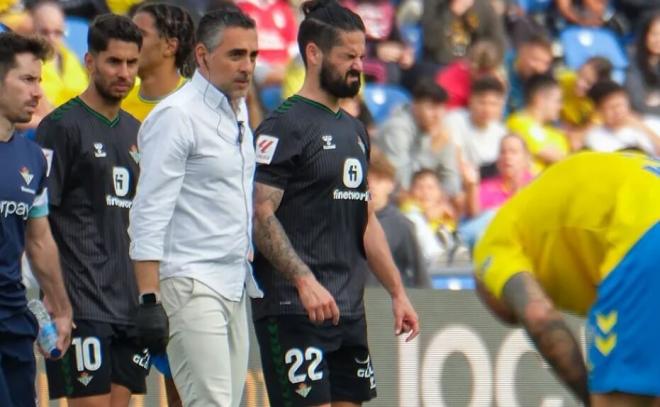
[[256, 135, 279, 164], [129, 145, 140, 164], [321, 134, 336, 150], [19, 166, 33, 185], [94, 142, 107, 158]]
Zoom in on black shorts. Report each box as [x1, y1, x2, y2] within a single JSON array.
[[45, 319, 149, 399], [254, 315, 377, 406]]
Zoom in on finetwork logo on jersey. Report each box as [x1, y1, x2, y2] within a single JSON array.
[[256, 135, 279, 164], [106, 166, 132, 208], [333, 158, 369, 201]]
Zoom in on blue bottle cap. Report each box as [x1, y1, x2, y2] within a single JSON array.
[[50, 348, 62, 358]]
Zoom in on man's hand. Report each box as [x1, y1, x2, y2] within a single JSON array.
[[135, 302, 169, 354], [392, 293, 419, 342], [294, 274, 340, 325], [52, 314, 73, 359]]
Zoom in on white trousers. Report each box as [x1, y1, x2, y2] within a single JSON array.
[[161, 277, 249, 407]]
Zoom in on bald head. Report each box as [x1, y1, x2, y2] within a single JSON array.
[[32, 2, 65, 50]]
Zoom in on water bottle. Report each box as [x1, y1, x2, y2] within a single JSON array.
[[27, 299, 61, 358]]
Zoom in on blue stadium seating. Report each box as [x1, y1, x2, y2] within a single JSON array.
[[560, 26, 628, 76], [363, 84, 411, 124], [401, 24, 423, 60], [259, 85, 283, 113], [517, 0, 553, 13], [64, 17, 89, 62]]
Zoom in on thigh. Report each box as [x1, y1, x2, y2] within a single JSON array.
[[588, 223, 660, 397], [0, 334, 37, 407], [328, 316, 376, 404], [254, 316, 337, 407], [166, 279, 236, 406], [109, 325, 149, 395], [46, 320, 112, 399]]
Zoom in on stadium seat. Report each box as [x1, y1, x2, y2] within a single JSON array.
[[362, 84, 411, 124], [259, 85, 283, 113], [401, 24, 423, 60], [559, 26, 628, 73], [64, 17, 89, 62], [517, 0, 553, 13]]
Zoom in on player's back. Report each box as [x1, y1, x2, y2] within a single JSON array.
[[475, 151, 660, 315]]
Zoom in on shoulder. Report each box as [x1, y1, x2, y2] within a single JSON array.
[[119, 109, 140, 127], [44, 97, 83, 125]]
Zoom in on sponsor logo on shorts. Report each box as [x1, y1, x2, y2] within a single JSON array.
[[594, 310, 618, 356], [255, 135, 278, 164], [295, 383, 312, 398], [77, 372, 94, 387], [355, 355, 376, 389], [132, 348, 151, 370]]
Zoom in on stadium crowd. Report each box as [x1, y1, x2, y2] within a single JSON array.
[[3, 0, 660, 283]]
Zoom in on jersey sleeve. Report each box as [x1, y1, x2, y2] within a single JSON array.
[[28, 151, 49, 219], [35, 117, 78, 207], [254, 116, 304, 190], [473, 205, 533, 299]]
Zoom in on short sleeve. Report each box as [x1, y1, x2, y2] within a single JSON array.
[[473, 206, 533, 299], [28, 152, 49, 219], [254, 116, 303, 190], [35, 118, 78, 207]]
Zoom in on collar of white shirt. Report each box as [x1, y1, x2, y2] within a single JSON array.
[[189, 70, 245, 115]]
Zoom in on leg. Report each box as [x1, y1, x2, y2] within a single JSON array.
[[227, 294, 249, 407], [592, 392, 655, 407], [67, 395, 111, 407], [163, 278, 236, 406], [109, 384, 131, 407], [1, 334, 38, 407], [108, 326, 149, 407], [164, 377, 182, 407], [332, 403, 360, 407]]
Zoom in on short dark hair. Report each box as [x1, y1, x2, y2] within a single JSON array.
[[587, 79, 627, 106], [411, 168, 441, 186], [297, 0, 365, 66], [412, 78, 447, 104], [471, 76, 506, 96], [196, 3, 255, 53], [523, 73, 557, 104], [135, 2, 196, 77], [584, 56, 613, 82], [88, 14, 143, 54], [519, 33, 552, 52], [0, 32, 51, 80]]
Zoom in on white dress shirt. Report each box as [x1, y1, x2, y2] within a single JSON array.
[[129, 71, 262, 301]]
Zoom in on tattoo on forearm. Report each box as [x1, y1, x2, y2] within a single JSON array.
[[504, 274, 590, 405], [253, 184, 312, 281]]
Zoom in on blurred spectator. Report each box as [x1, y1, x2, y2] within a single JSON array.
[[366, 152, 431, 288], [281, 53, 304, 98], [421, 0, 506, 67], [458, 133, 532, 247], [625, 12, 660, 116], [585, 80, 660, 155], [26, 0, 111, 19], [106, 0, 143, 14], [507, 74, 569, 174], [342, 0, 414, 83], [31, 1, 87, 108], [617, 0, 660, 28], [506, 33, 553, 113], [444, 76, 506, 177], [376, 79, 461, 197], [122, 2, 195, 122], [401, 169, 468, 268], [237, 0, 297, 86], [0, 0, 33, 34], [556, 0, 627, 34], [560, 56, 612, 128], [435, 39, 505, 109]]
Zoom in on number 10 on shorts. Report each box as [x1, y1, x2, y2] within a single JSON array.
[[71, 337, 102, 371]]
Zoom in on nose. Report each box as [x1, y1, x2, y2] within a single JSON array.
[[117, 62, 130, 79]]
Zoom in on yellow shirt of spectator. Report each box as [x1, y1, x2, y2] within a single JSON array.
[[559, 70, 595, 127], [474, 151, 660, 315], [106, 0, 143, 14], [41, 46, 88, 108], [122, 76, 187, 122], [506, 112, 569, 174]]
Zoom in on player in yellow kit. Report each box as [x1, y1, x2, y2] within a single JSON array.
[[474, 151, 660, 406]]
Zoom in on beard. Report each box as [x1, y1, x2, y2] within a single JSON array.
[[94, 76, 131, 104], [319, 58, 361, 98]]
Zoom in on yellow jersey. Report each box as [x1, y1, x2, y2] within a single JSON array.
[[121, 76, 187, 122], [506, 112, 570, 174], [41, 46, 88, 108], [474, 152, 660, 315], [559, 70, 595, 127]]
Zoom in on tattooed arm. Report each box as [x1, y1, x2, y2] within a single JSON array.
[[253, 182, 340, 324], [501, 272, 590, 406]]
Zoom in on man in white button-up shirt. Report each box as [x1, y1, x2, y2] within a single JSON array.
[[128, 5, 262, 406]]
